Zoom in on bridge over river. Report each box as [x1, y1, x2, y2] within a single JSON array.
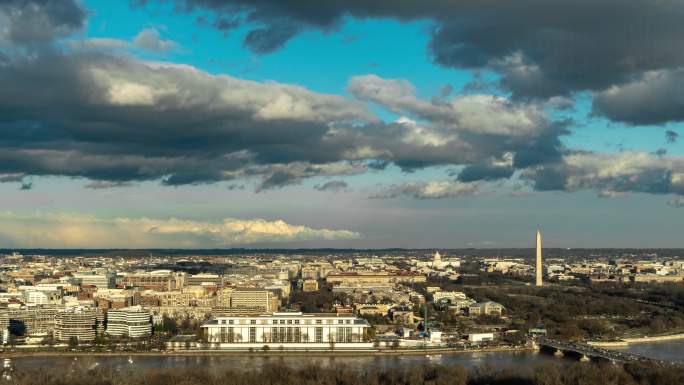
[[538, 338, 675, 365]]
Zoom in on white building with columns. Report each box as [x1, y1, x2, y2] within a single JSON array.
[[201, 311, 373, 350], [415, 251, 461, 270]]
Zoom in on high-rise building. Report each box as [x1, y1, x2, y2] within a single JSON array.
[[0, 309, 9, 345], [535, 230, 543, 287]]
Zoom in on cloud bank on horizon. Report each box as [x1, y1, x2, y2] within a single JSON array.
[[1, 0, 684, 247], [0, 212, 360, 248]]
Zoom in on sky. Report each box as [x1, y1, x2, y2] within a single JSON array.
[[1, 0, 684, 249]]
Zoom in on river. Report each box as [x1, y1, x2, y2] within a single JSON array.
[[612, 339, 684, 363], [4, 340, 683, 373]]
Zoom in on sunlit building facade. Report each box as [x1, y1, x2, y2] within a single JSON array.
[[201, 312, 372, 350]]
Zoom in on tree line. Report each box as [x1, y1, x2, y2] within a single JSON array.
[[3, 361, 683, 385]]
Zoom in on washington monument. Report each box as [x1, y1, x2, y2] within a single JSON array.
[[535, 230, 543, 287]]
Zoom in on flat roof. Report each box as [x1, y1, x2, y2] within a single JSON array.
[[204, 311, 365, 320]]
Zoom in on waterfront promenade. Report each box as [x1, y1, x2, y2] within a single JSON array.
[[588, 332, 684, 347], [0, 345, 534, 359]]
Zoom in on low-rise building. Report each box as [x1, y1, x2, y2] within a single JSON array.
[[201, 311, 372, 350], [468, 332, 495, 343], [302, 279, 319, 292], [327, 271, 426, 286], [468, 301, 504, 317]]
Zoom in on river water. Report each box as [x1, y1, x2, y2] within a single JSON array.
[[612, 339, 684, 363], [4, 340, 684, 373]]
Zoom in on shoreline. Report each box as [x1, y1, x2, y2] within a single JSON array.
[[0, 346, 536, 359], [589, 333, 684, 348]]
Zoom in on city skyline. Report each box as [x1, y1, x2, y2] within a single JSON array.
[[2, 1, 684, 248]]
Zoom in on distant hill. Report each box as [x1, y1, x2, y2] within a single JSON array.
[[1, 247, 683, 259]]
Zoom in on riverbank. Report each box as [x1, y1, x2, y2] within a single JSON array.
[[0, 345, 535, 359], [589, 333, 684, 347]]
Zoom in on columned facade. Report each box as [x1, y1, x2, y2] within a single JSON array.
[[201, 312, 372, 350]]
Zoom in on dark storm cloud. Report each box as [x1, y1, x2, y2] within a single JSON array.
[[0, 40, 568, 189], [251, 162, 365, 191], [314, 180, 348, 193], [0, 0, 86, 46], [243, 23, 299, 53], [369, 180, 482, 200], [4, 0, 663, 198], [19, 180, 32, 190], [0, 39, 381, 188], [593, 69, 684, 125], [458, 164, 514, 182], [522, 151, 684, 197], [666, 130, 680, 144], [84, 181, 135, 189], [140, 0, 684, 103], [654, 148, 667, 157], [347, 74, 569, 176]]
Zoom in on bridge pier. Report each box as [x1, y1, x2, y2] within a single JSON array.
[[539, 339, 657, 365]]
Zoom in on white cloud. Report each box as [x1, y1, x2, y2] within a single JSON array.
[[85, 59, 373, 123], [349, 74, 548, 136], [0, 212, 361, 248], [369, 180, 482, 199], [667, 196, 684, 208], [132, 28, 179, 53], [523, 151, 684, 197]]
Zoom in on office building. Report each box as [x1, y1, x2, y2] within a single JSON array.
[[73, 272, 116, 289], [106, 306, 152, 338], [230, 288, 279, 312], [8, 306, 58, 335], [54, 307, 97, 342], [122, 271, 180, 291]]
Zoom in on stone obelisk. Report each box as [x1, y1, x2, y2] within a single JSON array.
[[535, 230, 543, 287]]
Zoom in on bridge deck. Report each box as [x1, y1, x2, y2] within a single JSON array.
[[539, 338, 670, 365]]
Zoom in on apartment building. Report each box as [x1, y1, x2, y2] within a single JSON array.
[[230, 288, 279, 312], [106, 306, 152, 338]]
